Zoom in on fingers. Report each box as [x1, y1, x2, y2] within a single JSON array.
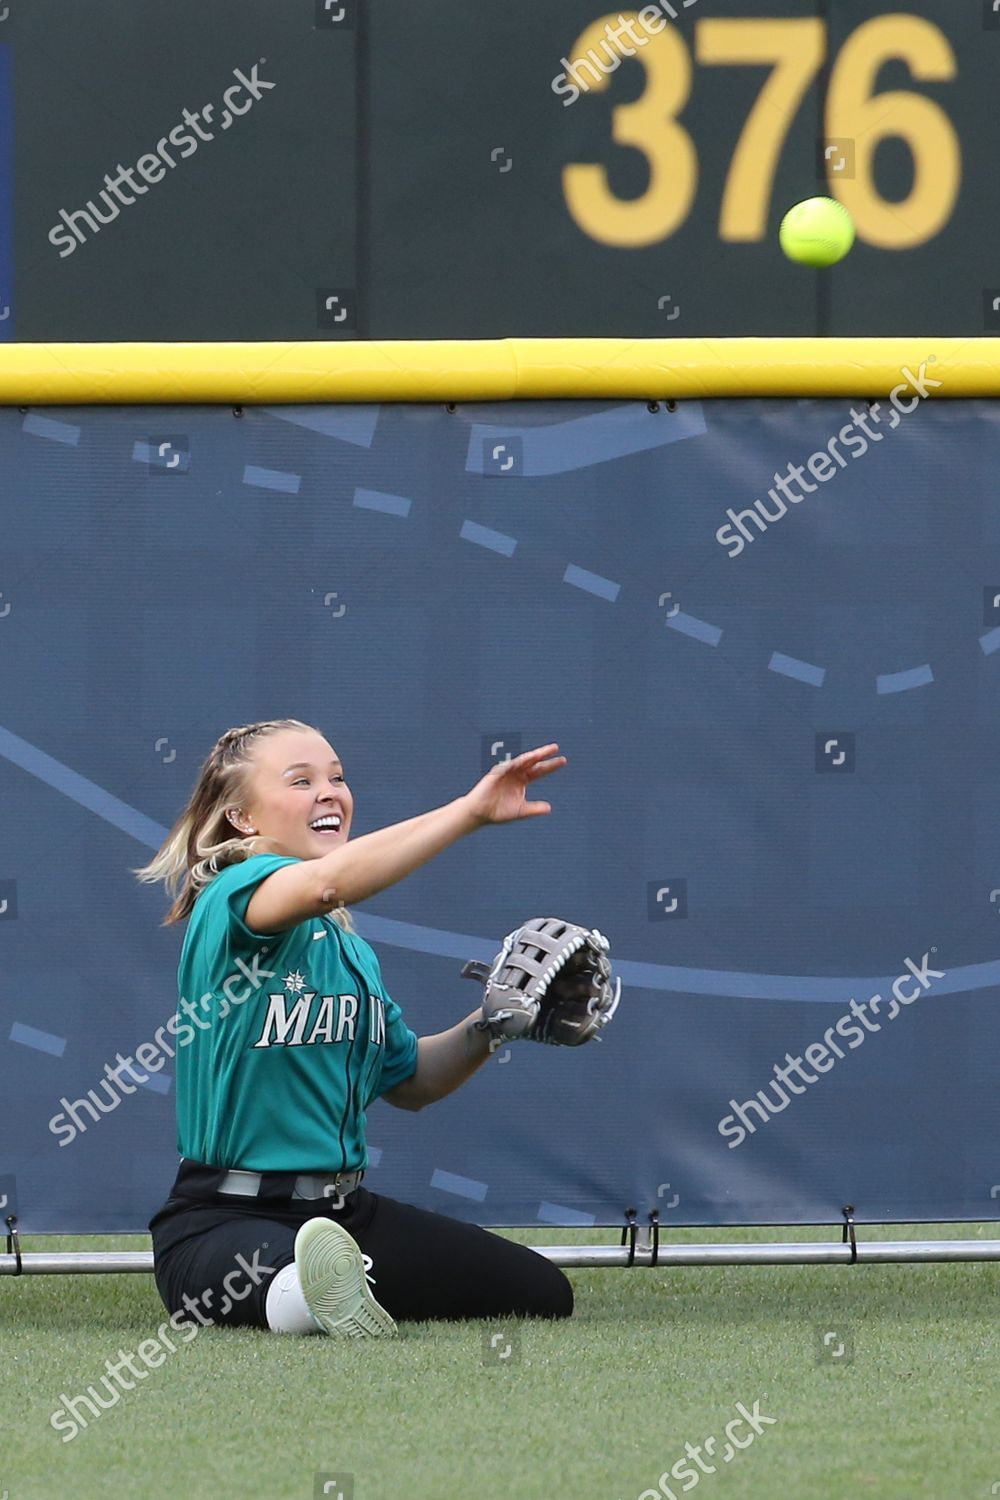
[[526, 756, 566, 779], [488, 744, 565, 779], [516, 744, 566, 777], [520, 743, 561, 764]]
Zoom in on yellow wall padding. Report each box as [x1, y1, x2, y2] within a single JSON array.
[[0, 338, 995, 403]]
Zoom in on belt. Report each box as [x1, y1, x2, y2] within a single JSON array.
[[217, 1167, 364, 1206]]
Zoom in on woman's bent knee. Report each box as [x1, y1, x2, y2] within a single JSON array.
[[529, 1260, 574, 1319], [544, 1273, 574, 1319]]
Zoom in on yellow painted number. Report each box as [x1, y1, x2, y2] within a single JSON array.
[[561, 13, 696, 248], [825, 15, 960, 249], [562, 13, 960, 250], [696, 20, 825, 241]]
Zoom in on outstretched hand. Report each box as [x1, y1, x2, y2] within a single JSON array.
[[463, 743, 567, 827]]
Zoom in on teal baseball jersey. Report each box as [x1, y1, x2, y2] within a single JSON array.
[[174, 854, 419, 1172]]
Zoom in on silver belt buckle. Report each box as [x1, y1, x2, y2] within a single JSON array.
[[290, 1169, 360, 1204], [288, 1172, 347, 1205], [322, 1172, 347, 1208]]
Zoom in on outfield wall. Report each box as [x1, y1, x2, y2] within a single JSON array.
[[2, 386, 999, 1231]]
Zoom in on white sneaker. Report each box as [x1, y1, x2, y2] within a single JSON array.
[[294, 1218, 398, 1339]]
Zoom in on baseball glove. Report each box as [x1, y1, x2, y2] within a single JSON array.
[[460, 917, 621, 1046]]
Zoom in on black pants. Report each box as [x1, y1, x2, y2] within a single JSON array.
[[149, 1160, 573, 1328]]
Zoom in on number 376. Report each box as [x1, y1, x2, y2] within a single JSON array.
[[563, 14, 960, 249]]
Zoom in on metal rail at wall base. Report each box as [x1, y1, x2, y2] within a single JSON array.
[[3, 1207, 1000, 1275]]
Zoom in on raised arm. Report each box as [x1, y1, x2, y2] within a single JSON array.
[[245, 744, 566, 935]]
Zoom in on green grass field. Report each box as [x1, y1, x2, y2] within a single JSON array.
[[3, 1222, 999, 1500]]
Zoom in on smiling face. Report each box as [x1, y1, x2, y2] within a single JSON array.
[[228, 728, 354, 861]]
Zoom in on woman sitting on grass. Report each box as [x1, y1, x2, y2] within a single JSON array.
[[135, 718, 572, 1338]]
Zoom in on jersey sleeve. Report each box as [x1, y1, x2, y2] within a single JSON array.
[[374, 989, 419, 1097], [204, 855, 304, 949], [361, 947, 418, 1097]]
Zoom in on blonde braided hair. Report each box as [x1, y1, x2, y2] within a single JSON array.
[[132, 718, 355, 932]]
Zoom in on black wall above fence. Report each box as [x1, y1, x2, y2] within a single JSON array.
[[0, 0, 994, 341]]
